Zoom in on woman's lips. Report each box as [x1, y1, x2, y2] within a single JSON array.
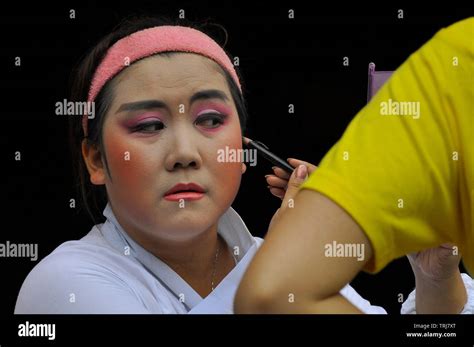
[[164, 192, 204, 201], [164, 183, 206, 201]]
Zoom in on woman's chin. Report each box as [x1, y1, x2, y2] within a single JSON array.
[[156, 223, 218, 242], [152, 211, 222, 238]]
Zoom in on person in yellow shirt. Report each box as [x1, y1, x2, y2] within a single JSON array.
[[234, 17, 473, 313]]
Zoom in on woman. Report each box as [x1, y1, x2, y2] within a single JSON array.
[[15, 17, 473, 314]]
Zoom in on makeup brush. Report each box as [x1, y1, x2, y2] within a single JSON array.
[[243, 137, 295, 174]]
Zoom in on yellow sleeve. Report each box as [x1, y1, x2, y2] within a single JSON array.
[[301, 18, 474, 274]]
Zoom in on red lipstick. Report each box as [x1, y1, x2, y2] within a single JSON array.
[[164, 183, 206, 201]]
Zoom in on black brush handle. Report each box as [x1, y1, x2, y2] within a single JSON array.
[[246, 140, 295, 174]]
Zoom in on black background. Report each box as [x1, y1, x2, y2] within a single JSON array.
[[0, 1, 472, 319]]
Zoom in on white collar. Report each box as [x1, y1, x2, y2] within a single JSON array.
[[101, 203, 258, 311]]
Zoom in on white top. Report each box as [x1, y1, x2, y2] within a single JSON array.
[[15, 204, 474, 314]]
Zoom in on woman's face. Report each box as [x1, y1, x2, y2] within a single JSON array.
[[97, 53, 244, 242]]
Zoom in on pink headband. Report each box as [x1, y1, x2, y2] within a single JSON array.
[[83, 25, 241, 137]]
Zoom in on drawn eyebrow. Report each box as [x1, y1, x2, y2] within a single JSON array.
[[116, 89, 230, 114]]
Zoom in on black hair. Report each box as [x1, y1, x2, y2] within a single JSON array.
[[68, 15, 248, 224]]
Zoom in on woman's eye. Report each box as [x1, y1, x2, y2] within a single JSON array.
[[195, 114, 226, 128], [132, 121, 165, 133]]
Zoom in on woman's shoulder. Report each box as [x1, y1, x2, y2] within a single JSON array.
[[26, 224, 142, 282], [42, 225, 124, 267], [14, 226, 144, 313]]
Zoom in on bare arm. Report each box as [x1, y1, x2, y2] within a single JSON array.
[[235, 188, 373, 313]]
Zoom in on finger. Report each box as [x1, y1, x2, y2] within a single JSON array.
[[287, 158, 317, 174], [439, 243, 456, 251], [272, 166, 291, 180], [268, 187, 285, 199], [437, 244, 461, 261], [265, 175, 289, 189], [280, 164, 308, 212]]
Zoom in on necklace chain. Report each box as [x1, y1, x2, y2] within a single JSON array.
[[210, 240, 221, 291]]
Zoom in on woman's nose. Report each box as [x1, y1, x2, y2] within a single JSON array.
[[165, 131, 202, 171]]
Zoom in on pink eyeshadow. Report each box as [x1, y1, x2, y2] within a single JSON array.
[[193, 102, 232, 118], [122, 112, 164, 127]]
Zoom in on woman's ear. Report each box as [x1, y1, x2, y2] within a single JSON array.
[[82, 139, 106, 185], [241, 162, 247, 174]]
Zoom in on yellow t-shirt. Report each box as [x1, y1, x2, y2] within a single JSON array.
[[301, 18, 473, 274]]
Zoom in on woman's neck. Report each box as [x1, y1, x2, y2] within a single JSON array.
[[161, 232, 236, 297], [117, 218, 236, 297]]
